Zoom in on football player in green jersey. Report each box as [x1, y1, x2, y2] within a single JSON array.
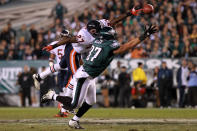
[[83, 25, 157, 78], [42, 25, 157, 129]]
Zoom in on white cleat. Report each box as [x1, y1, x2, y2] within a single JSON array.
[[42, 89, 55, 102], [33, 74, 41, 90], [65, 109, 76, 115], [68, 119, 84, 129]]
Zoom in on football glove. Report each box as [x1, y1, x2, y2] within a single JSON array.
[[42, 45, 53, 51], [127, 5, 143, 16], [139, 25, 158, 41]]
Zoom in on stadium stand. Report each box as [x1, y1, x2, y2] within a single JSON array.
[[0, 0, 10, 5], [0, 0, 196, 60]]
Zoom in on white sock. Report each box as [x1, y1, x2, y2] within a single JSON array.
[[61, 107, 66, 113], [40, 64, 61, 79], [73, 115, 80, 121], [52, 94, 58, 101]]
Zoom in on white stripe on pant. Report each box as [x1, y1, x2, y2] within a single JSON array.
[[71, 66, 96, 109]]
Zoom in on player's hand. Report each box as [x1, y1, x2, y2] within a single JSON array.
[[130, 8, 140, 16], [139, 25, 158, 41], [144, 25, 158, 37], [42, 45, 53, 51], [128, 5, 143, 16]]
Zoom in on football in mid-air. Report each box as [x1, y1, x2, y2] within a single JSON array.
[[143, 4, 154, 14]]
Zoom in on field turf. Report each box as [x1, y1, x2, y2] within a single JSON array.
[[0, 108, 197, 131]]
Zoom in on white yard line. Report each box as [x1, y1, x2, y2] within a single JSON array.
[[1, 118, 197, 124]]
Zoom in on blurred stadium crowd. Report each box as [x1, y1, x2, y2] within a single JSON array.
[[97, 59, 197, 108], [0, 0, 197, 60], [0, 0, 10, 5]]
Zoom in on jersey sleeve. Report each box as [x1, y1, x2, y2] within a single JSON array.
[[76, 28, 94, 45], [98, 19, 111, 28], [49, 41, 58, 54], [50, 50, 55, 55], [110, 41, 120, 50]]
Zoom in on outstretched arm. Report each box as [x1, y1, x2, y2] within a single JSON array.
[[55, 36, 77, 47], [113, 37, 141, 54], [110, 14, 130, 27], [110, 6, 143, 27], [43, 36, 77, 51], [113, 25, 157, 54]]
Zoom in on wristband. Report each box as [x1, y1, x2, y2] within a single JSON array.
[[139, 34, 146, 41], [49, 61, 54, 67]]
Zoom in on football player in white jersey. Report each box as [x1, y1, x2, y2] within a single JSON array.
[[49, 41, 70, 118], [33, 30, 70, 89], [40, 7, 143, 129], [49, 41, 65, 67], [34, 6, 141, 87], [34, 20, 109, 90], [48, 40, 66, 91], [36, 30, 70, 117]]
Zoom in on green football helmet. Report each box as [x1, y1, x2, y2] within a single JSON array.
[[99, 27, 116, 40]]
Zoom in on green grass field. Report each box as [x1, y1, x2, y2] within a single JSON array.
[[0, 108, 197, 131]]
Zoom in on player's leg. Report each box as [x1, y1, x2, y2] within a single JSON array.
[[63, 79, 74, 97], [85, 79, 96, 105], [41, 76, 87, 110], [54, 77, 75, 114], [42, 45, 80, 110], [57, 70, 68, 92], [59, 46, 81, 108], [33, 63, 64, 89], [55, 70, 70, 117], [68, 77, 91, 129], [57, 73, 88, 110], [68, 66, 95, 129], [41, 66, 89, 129], [39, 64, 62, 79], [41, 46, 70, 80], [55, 77, 73, 113], [43, 75, 88, 114], [55, 50, 73, 112], [33, 46, 69, 89], [61, 46, 81, 108], [53, 76, 85, 112], [70, 78, 89, 109], [71, 79, 96, 123]]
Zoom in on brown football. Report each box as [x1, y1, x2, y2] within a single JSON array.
[[143, 4, 154, 14]]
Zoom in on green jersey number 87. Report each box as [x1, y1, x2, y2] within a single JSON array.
[[86, 45, 102, 62]]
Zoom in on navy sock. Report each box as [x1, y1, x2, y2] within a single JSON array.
[[56, 96, 72, 106]]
